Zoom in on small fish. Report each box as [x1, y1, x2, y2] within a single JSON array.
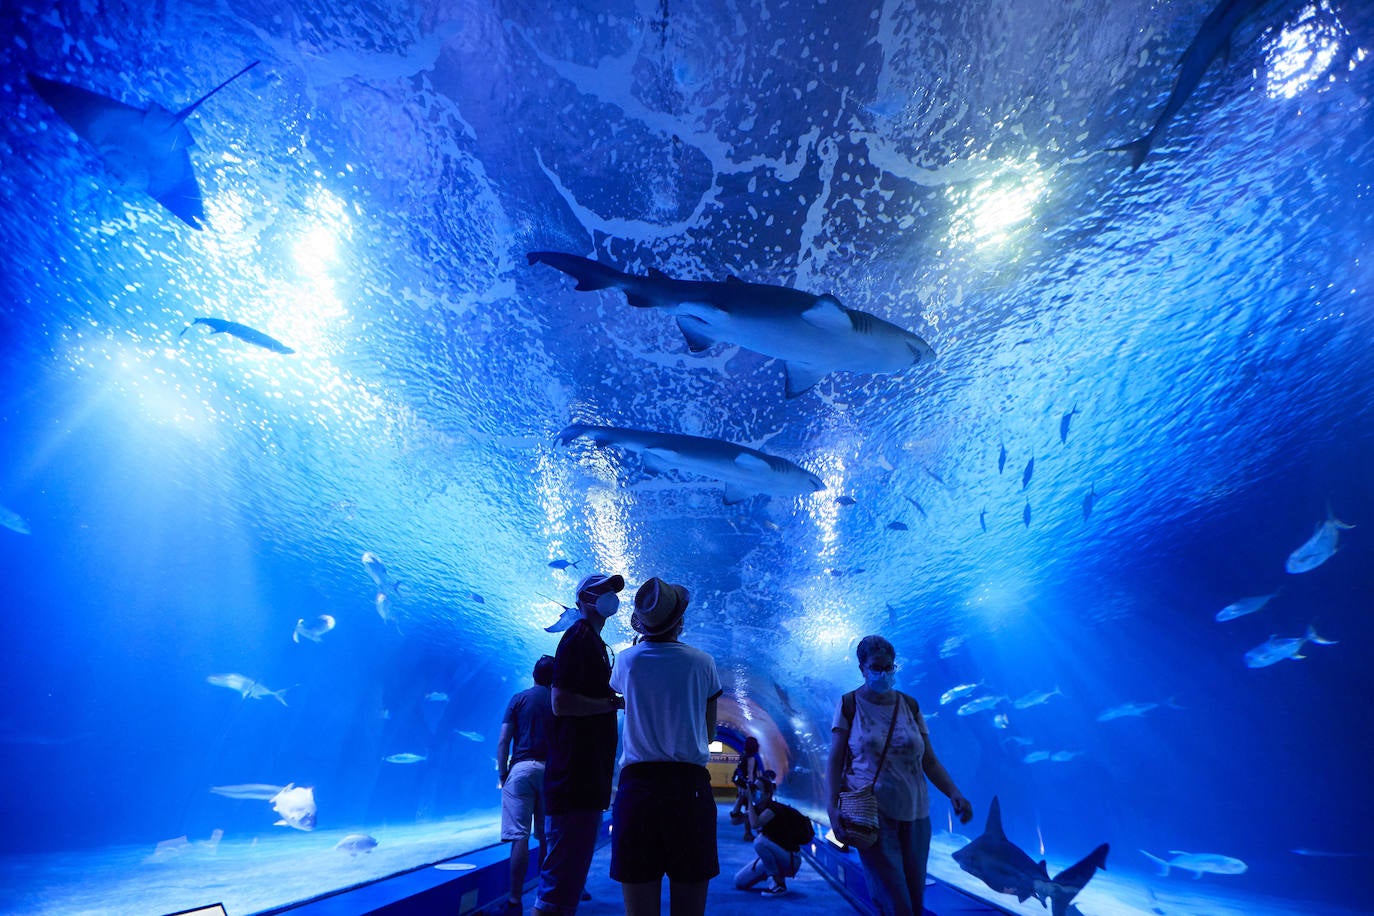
[[1002, 735, 1034, 747], [270, 784, 316, 831], [956, 695, 1006, 716], [997, 442, 1007, 474], [209, 783, 284, 800], [361, 551, 393, 591], [940, 681, 983, 706], [1012, 686, 1063, 710], [375, 591, 394, 625], [1060, 406, 1079, 444], [384, 753, 427, 764], [1023, 750, 1052, 764], [905, 496, 927, 519], [548, 558, 580, 570], [180, 317, 294, 354], [887, 603, 898, 627], [1022, 501, 1031, 528], [470, 592, 485, 604], [456, 730, 485, 743], [425, 692, 449, 703], [1215, 593, 1276, 623], [887, 521, 909, 531], [1050, 750, 1083, 762], [206, 674, 290, 705], [1286, 506, 1354, 574], [293, 614, 335, 644], [1021, 457, 1034, 491], [939, 636, 965, 659], [1140, 850, 1247, 878], [0, 505, 30, 535], [1290, 848, 1371, 858], [1096, 700, 1165, 722], [336, 834, 378, 855], [992, 714, 1010, 729], [979, 508, 987, 533], [1244, 625, 1338, 669], [1083, 485, 1096, 522], [834, 496, 857, 507]]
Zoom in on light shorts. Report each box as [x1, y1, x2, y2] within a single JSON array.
[[501, 759, 546, 841]]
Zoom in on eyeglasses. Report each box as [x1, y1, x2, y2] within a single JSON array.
[[866, 661, 899, 673]]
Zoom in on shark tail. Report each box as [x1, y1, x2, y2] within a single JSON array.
[[176, 60, 260, 121], [1047, 843, 1109, 916], [1107, 137, 1150, 171], [1140, 849, 1171, 877], [527, 251, 630, 294]]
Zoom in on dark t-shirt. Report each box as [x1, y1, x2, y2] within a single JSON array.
[[544, 618, 618, 815], [503, 684, 553, 766]]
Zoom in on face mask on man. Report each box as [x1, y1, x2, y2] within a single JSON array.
[[866, 668, 896, 694], [593, 591, 620, 616]]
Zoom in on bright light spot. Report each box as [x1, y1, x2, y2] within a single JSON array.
[[293, 223, 339, 278], [947, 168, 1047, 248], [1264, 2, 1347, 100], [266, 187, 353, 352], [708, 740, 725, 753]]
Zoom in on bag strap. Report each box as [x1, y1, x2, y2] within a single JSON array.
[[868, 699, 899, 786]]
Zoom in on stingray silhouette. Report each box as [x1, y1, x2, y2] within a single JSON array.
[[26, 61, 259, 229], [952, 796, 1109, 916]]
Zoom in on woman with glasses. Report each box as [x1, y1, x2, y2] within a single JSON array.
[[825, 635, 973, 916]]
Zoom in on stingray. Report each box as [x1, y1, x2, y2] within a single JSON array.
[[26, 60, 259, 229]]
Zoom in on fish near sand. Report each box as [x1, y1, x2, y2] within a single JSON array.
[[1214, 593, 1276, 623], [1286, 506, 1353, 574], [27, 61, 259, 229], [1244, 625, 1338, 668], [953, 796, 1109, 916], [293, 614, 336, 643], [1109, 0, 1270, 170], [336, 834, 378, 855], [528, 251, 935, 397], [1140, 849, 1247, 878], [206, 674, 291, 705], [557, 423, 823, 504], [180, 317, 295, 354]]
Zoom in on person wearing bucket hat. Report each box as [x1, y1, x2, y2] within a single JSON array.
[[533, 572, 627, 916], [608, 577, 723, 916]]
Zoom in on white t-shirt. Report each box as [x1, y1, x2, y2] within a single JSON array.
[[832, 691, 930, 821], [611, 640, 723, 767]]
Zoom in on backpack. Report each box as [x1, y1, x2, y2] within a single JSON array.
[[839, 689, 920, 729], [762, 801, 815, 852]]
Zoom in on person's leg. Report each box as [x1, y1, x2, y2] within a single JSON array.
[[667, 879, 709, 916], [622, 880, 663, 916], [502, 762, 537, 908], [754, 836, 790, 888], [733, 856, 768, 890], [899, 817, 931, 915], [509, 837, 531, 905], [533, 809, 601, 916], [856, 815, 915, 916]]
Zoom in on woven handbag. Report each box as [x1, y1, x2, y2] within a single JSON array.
[[837, 695, 899, 850]]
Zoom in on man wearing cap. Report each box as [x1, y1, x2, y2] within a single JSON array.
[[608, 577, 723, 916], [533, 573, 626, 916]]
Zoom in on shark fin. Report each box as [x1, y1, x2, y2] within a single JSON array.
[[723, 484, 754, 505], [784, 362, 826, 398], [1107, 137, 1150, 171], [799, 295, 853, 332], [676, 316, 716, 352], [733, 452, 772, 474], [725, 274, 743, 284], [647, 267, 669, 280]]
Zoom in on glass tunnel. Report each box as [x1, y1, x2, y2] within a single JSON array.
[[0, 1, 1371, 914]]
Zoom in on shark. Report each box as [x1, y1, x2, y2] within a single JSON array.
[[557, 423, 824, 504], [180, 317, 295, 354], [952, 796, 1110, 916], [1109, 0, 1270, 170], [528, 251, 935, 397], [26, 61, 259, 229]]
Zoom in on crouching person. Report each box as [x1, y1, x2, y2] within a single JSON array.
[[734, 772, 815, 896]]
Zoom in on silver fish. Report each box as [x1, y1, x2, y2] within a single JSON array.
[[1286, 507, 1354, 574], [940, 681, 983, 706], [384, 753, 427, 764], [270, 784, 316, 831], [1244, 625, 1338, 669], [529, 251, 935, 397], [456, 730, 485, 743], [1012, 687, 1063, 710], [1050, 751, 1083, 762], [336, 834, 378, 855], [293, 614, 336, 643], [956, 695, 1006, 716], [0, 505, 30, 535], [206, 674, 290, 706], [1214, 593, 1276, 623], [558, 424, 823, 504], [1140, 850, 1247, 877], [1022, 750, 1052, 764]]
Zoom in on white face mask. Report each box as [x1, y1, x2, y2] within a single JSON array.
[[594, 591, 620, 616], [866, 670, 896, 693]]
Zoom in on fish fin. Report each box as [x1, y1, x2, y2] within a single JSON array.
[[783, 362, 826, 398], [528, 251, 624, 293], [1140, 850, 1170, 877], [799, 295, 852, 332], [676, 316, 715, 352], [149, 158, 206, 229], [723, 484, 754, 505], [1107, 137, 1150, 171], [173, 60, 259, 121], [733, 452, 772, 474], [26, 73, 144, 146], [725, 274, 743, 284], [555, 424, 591, 446], [292, 632, 301, 644]]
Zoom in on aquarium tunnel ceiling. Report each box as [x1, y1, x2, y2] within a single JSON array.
[[3, 0, 1374, 806]]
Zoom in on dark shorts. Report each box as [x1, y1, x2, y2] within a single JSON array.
[[610, 762, 719, 884]]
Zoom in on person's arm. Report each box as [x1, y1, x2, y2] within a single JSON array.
[[748, 799, 775, 832], [551, 686, 622, 716], [706, 694, 719, 738], [922, 734, 973, 824], [497, 722, 515, 786], [825, 727, 851, 843]]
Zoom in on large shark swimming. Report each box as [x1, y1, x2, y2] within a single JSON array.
[[952, 796, 1110, 916], [1110, 0, 1270, 169], [557, 423, 824, 504], [528, 251, 935, 397], [26, 61, 259, 229]]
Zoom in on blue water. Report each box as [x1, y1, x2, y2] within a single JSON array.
[[1, 1, 1372, 914]]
